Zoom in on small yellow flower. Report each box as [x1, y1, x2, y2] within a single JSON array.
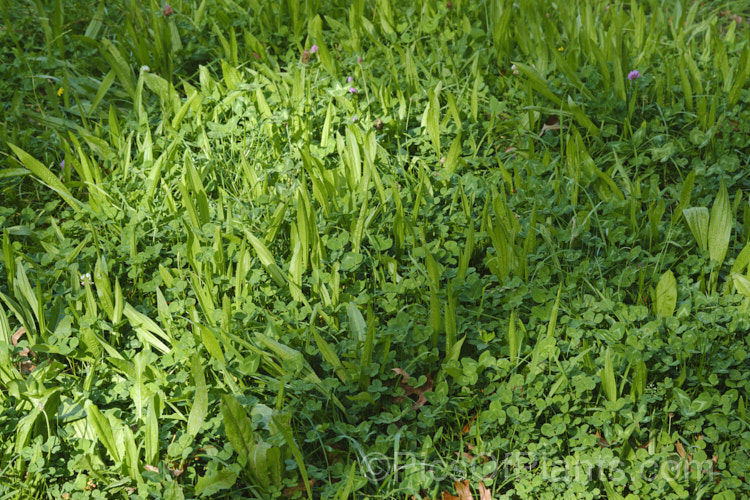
[[558, 46, 564, 52], [57, 88, 64, 96]]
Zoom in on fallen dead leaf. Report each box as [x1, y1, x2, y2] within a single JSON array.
[[144, 465, 159, 473], [18, 346, 35, 358], [12, 326, 25, 345], [462, 415, 477, 434], [478, 483, 492, 500], [712, 455, 721, 484], [454, 480, 474, 500], [456, 444, 490, 466], [392, 368, 433, 411], [11, 326, 37, 373], [18, 361, 36, 374], [539, 115, 561, 136], [282, 478, 317, 497]]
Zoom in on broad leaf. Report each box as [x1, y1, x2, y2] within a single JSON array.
[[683, 207, 709, 252], [8, 143, 81, 212], [708, 179, 732, 265], [187, 354, 208, 437], [221, 394, 255, 468], [655, 270, 677, 317]]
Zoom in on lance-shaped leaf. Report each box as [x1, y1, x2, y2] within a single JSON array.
[[8, 144, 82, 212], [86, 401, 121, 463], [708, 179, 732, 266], [601, 348, 617, 403], [683, 207, 709, 252], [244, 229, 287, 287], [347, 302, 367, 342], [187, 354, 208, 437], [655, 270, 677, 317], [221, 395, 255, 468], [734, 274, 750, 299]]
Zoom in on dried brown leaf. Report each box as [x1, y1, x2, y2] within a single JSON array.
[[12, 327, 25, 346], [391, 368, 433, 410], [462, 415, 477, 434], [283, 479, 317, 498], [478, 483, 492, 500], [19, 361, 36, 374], [454, 480, 474, 500], [538, 116, 561, 137]]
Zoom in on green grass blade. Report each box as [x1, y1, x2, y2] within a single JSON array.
[[359, 305, 376, 390], [272, 415, 313, 500]]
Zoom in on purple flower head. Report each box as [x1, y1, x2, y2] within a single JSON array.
[[163, 3, 173, 16], [349, 87, 357, 94], [357, 56, 362, 64], [347, 76, 353, 83], [310, 45, 318, 54], [352, 116, 358, 122], [60, 159, 74, 174], [253, 52, 261, 59], [628, 70, 640, 81]]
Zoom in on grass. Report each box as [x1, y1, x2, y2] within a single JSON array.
[[1, 0, 750, 498]]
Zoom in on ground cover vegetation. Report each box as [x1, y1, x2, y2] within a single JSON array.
[[1, 0, 750, 498]]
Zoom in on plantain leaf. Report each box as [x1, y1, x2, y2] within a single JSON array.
[[244, 230, 287, 287], [8, 143, 81, 212], [731, 244, 750, 274], [195, 466, 238, 497], [200, 325, 225, 364], [347, 302, 367, 342], [144, 394, 160, 465], [655, 270, 677, 317], [86, 401, 121, 463], [187, 354, 208, 438], [708, 179, 732, 266], [683, 207, 709, 252], [221, 394, 255, 468], [601, 347, 617, 403], [313, 330, 348, 384], [734, 274, 750, 299]]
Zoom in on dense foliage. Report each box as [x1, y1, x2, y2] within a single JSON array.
[[1, 0, 750, 498]]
